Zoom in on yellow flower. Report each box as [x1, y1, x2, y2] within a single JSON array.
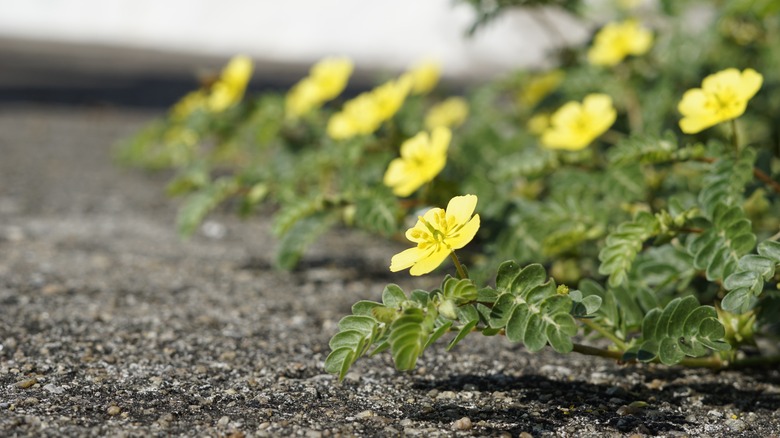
[[527, 113, 551, 135], [207, 55, 254, 112], [372, 76, 412, 121], [171, 90, 207, 120], [384, 127, 451, 197], [541, 94, 616, 151], [403, 60, 441, 95], [518, 70, 564, 108], [286, 57, 353, 118], [327, 76, 411, 140], [677, 68, 763, 134], [587, 19, 653, 66], [425, 97, 469, 130], [327, 93, 382, 140], [390, 195, 480, 276], [309, 57, 353, 100]]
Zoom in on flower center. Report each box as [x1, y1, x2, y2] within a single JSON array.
[[412, 210, 461, 251], [707, 87, 741, 117]]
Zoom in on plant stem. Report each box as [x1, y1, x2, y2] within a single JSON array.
[[572, 343, 624, 360], [450, 251, 469, 280], [731, 118, 740, 157], [579, 318, 627, 351], [753, 167, 780, 194], [572, 342, 780, 369]]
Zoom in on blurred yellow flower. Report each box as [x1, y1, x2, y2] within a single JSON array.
[[286, 57, 354, 118], [587, 20, 653, 66], [678, 68, 763, 134], [527, 113, 551, 135], [383, 127, 450, 197], [541, 94, 616, 150], [518, 70, 564, 108], [403, 60, 441, 95], [327, 93, 382, 140], [171, 90, 207, 120], [327, 76, 411, 140], [207, 55, 254, 112], [372, 76, 412, 120], [425, 97, 469, 130], [390, 194, 480, 276]]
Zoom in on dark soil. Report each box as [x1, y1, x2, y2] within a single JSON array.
[[2, 43, 780, 438]]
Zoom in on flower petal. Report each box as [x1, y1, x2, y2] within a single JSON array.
[[446, 195, 478, 225], [679, 114, 721, 134], [736, 68, 763, 101], [409, 246, 450, 276], [447, 215, 480, 250], [390, 247, 428, 272], [430, 126, 452, 156]]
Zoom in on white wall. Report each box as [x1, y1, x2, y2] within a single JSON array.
[[0, 0, 589, 78]]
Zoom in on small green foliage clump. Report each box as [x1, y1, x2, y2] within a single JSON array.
[[121, 0, 780, 375]]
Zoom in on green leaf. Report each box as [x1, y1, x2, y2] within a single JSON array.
[[351, 301, 382, 316], [441, 276, 478, 304], [687, 203, 756, 283], [510, 264, 548, 297], [325, 314, 382, 381], [658, 337, 685, 365], [737, 255, 776, 279], [598, 212, 660, 287], [447, 319, 478, 351], [720, 243, 780, 313], [274, 212, 337, 269], [382, 284, 407, 308], [389, 308, 433, 371], [721, 288, 755, 314], [758, 240, 780, 263], [495, 260, 522, 293], [424, 321, 453, 349], [329, 330, 367, 351], [489, 293, 517, 329], [637, 340, 659, 362], [637, 297, 728, 364], [354, 193, 401, 236], [523, 313, 547, 352], [545, 313, 576, 353], [570, 290, 602, 317], [724, 270, 760, 290], [176, 177, 239, 236], [338, 315, 377, 335], [272, 197, 324, 237], [504, 304, 530, 342]]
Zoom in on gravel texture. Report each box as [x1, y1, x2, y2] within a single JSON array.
[[2, 103, 780, 437]]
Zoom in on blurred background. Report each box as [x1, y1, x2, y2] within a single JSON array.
[[0, 0, 589, 108]]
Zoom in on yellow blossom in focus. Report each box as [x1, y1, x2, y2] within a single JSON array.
[[541, 94, 616, 151], [390, 194, 480, 276], [207, 55, 254, 112], [677, 68, 763, 134], [286, 57, 353, 118], [527, 113, 551, 136], [383, 127, 450, 197], [587, 20, 653, 66], [518, 70, 564, 108], [403, 60, 441, 95], [425, 97, 469, 130]]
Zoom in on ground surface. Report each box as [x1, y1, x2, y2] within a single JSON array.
[[2, 52, 780, 438]]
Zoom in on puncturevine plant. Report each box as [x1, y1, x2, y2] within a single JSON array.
[[120, 0, 780, 377]]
